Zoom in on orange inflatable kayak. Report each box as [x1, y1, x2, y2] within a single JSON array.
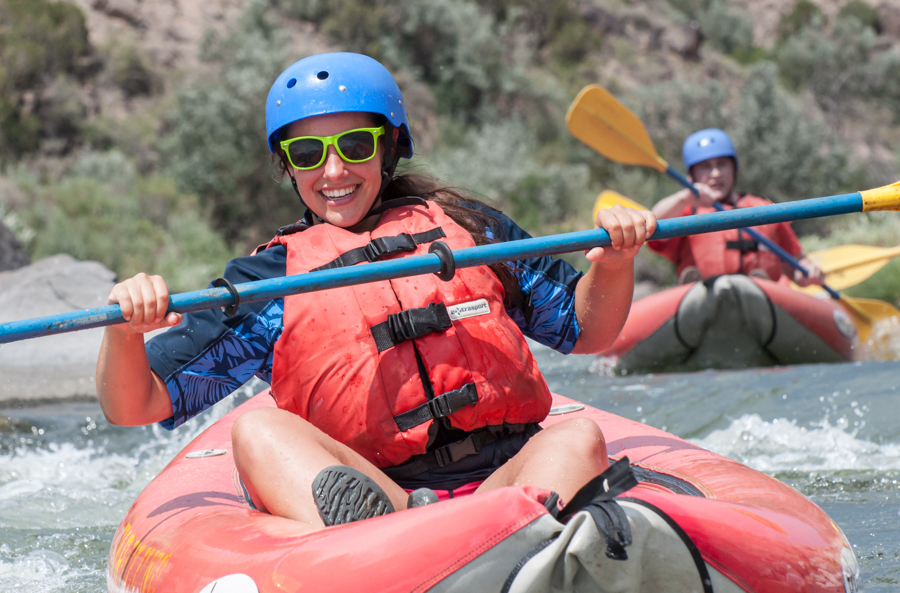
[[108, 390, 860, 593], [600, 275, 857, 373]]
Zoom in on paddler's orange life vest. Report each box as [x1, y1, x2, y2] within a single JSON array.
[[264, 201, 552, 469], [648, 195, 803, 281]]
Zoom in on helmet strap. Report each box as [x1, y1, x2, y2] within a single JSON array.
[[365, 122, 401, 219]]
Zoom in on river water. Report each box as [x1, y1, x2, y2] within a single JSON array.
[[0, 344, 898, 591]]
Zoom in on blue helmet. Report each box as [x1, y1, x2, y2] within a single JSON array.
[[682, 128, 738, 172], [265, 52, 413, 158]]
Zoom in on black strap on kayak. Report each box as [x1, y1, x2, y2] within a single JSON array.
[[393, 382, 478, 432], [383, 427, 501, 480], [370, 302, 452, 352], [556, 457, 638, 561], [312, 228, 446, 272]]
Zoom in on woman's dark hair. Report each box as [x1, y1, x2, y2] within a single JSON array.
[[382, 173, 524, 310]]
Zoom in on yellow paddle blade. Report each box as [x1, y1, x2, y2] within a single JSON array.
[[807, 244, 900, 290], [790, 283, 900, 344], [566, 85, 669, 173], [841, 297, 900, 346], [592, 190, 648, 221]]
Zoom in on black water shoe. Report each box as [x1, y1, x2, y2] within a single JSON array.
[[312, 465, 395, 526]]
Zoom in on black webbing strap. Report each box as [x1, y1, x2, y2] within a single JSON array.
[[393, 383, 478, 432], [312, 228, 446, 272], [370, 303, 452, 352], [383, 428, 500, 480], [555, 457, 638, 561], [726, 238, 758, 251]]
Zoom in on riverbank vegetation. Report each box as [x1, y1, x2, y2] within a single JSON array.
[[1, 0, 900, 297]]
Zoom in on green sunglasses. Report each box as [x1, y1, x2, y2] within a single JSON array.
[[280, 126, 385, 170]]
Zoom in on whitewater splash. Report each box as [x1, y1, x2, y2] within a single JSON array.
[[0, 380, 259, 592], [859, 315, 900, 361], [692, 413, 900, 473]]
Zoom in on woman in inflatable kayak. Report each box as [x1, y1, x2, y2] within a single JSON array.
[[95, 52, 656, 529], [593, 129, 857, 373], [648, 128, 825, 287]]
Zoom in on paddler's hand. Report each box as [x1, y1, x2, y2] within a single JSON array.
[[107, 273, 182, 333], [688, 183, 725, 208], [586, 205, 657, 264], [793, 256, 826, 287]]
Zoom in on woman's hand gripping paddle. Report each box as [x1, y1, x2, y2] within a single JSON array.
[[568, 84, 900, 333]]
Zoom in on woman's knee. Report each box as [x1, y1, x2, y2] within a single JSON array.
[[232, 408, 313, 462], [232, 409, 270, 466], [548, 417, 606, 456]]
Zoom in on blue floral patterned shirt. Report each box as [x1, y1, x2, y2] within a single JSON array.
[[146, 207, 584, 430]]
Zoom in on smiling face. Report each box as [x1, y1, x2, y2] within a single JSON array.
[[283, 112, 385, 228], [689, 156, 736, 201]]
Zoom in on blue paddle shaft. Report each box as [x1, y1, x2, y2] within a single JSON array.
[[664, 166, 841, 299], [0, 192, 864, 344]]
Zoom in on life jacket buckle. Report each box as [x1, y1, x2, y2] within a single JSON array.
[[365, 233, 418, 260], [388, 303, 452, 343], [426, 396, 453, 420]]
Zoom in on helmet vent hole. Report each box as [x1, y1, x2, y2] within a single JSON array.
[[317, 71, 329, 80], [287, 78, 297, 88]]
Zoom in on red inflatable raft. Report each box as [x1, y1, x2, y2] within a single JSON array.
[[600, 275, 858, 373], [108, 390, 859, 593]]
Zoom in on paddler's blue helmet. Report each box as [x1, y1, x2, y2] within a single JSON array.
[[265, 52, 413, 159], [682, 128, 738, 173]]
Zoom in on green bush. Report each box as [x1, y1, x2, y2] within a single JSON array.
[[164, 0, 298, 246], [698, 1, 755, 57], [284, 0, 545, 124], [11, 151, 238, 291], [870, 49, 900, 123], [777, 0, 826, 41], [105, 39, 161, 98], [732, 63, 850, 202], [774, 17, 876, 113], [666, 0, 710, 19], [425, 118, 594, 231], [837, 0, 880, 32], [0, 0, 91, 90], [0, 0, 93, 160]]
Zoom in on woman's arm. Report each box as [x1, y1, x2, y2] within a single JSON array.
[[96, 273, 182, 426], [651, 183, 721, 220], [571, 206, 657, 354]]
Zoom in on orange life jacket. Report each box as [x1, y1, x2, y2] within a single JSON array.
[[265, 201, 552, 469], [688, 196, 791, 280]]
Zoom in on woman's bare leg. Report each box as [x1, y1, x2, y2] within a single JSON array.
[[232, 407, 409, 526], [475, 417, 608, 504]]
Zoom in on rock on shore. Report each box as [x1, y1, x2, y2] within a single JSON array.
[[0, 254, 116, 404]]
